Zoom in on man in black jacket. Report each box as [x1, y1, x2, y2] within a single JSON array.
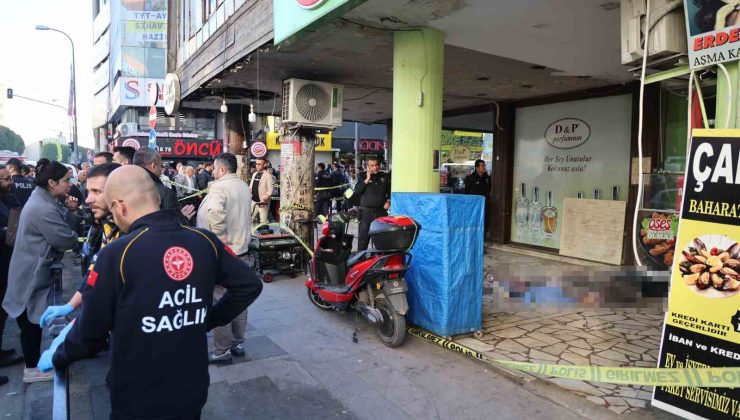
[[314, 163, 333, 218], [196, 161, 213, 191], [6, 158, 33, 208], [464, 159, 491, 237], [353, 157, 391, 251], [39, 165, 263, 419], [133, 148, 179, 211]]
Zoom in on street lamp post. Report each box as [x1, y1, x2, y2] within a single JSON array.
[[35, 25, 78, 164]]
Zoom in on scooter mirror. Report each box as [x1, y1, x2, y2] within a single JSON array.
[[344, 188, 353, 199]]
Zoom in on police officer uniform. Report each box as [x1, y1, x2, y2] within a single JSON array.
[[52, 209, 262, 419], [314, 168, 334, 217], [353, 171, 391, 251], [464, 171, 491, 236]]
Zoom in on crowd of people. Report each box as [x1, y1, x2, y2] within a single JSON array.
[[0, 150, 263, 419]]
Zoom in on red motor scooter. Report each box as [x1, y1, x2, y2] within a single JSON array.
[[305, 213, 421, 347]]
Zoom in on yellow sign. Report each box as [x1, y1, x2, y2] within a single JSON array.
[[450, 146, 471, 163], [653, 129, 740, 419], [453, 130, 484, 138], [265, 116, 332, 151]]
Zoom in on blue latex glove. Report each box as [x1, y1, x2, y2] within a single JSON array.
[[37, 321, 74, 372], [40, 304, 74, 328]]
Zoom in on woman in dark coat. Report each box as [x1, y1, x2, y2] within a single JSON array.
[[2, 161, 78, 383]]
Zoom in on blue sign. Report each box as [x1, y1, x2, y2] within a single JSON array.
[[148, 129, 157, 149]]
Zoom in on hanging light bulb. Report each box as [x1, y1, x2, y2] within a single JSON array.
[[220, 98, 228, 114], [248, 103, 257, 123]]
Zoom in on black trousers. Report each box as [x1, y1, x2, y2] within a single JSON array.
[[358, 208, 388, 251], [0, 248, 9, 351], [17, 310, 42, 368], [315, 199, 331, 218]]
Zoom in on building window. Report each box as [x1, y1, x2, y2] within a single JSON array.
[[202, 0, 223, 23]]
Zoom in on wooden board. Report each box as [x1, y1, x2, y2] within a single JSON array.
[[559, 198, 626, 265], [631, 156, 651, 185]]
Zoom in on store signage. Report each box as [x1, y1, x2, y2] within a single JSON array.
[[510, 95, 632, 250], [163, 73, 181, 116], [544, 118, 590, 150], [450, 146, 470, 163], [359, 139, 384, 152], [639, 212, 679, 270], [114, 77, 165, 108], [266, 129, 332, 151], [652, 129, 740, 419], [118, 137, 223, 158], [683, 0, 740, 69], [274, 0, 366, 45], [251, 141, 267, 158]]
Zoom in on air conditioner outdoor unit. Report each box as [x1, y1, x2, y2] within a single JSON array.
[[117, 122, 138, 137], [282, 78, 343, 129], [621, 0, 687, 67]]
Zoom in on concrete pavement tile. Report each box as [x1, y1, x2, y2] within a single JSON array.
[[540, 342, 568, 357], [585, 396, 607, 406], [494, 327, 528, 338], [455, 337, 495, 353], [89, 384, 111, 420], [547, 378, 605, 396], [608, 405, 629, 414], [243, 335, 288, 360], [569, 347, 592, 357], [495, 339, 528, 354], [208, 364, 226, 384], [595, 350, 629, 363], [566, 339, 592, 350], [560, 352, 590, 366], [604, 396, 628, 405], [513, 337, 547, 349], [529, 349, 559, 362], [614, 342, 651, 354]]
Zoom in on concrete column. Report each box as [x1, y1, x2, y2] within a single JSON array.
[[391, 28, 444, 193]]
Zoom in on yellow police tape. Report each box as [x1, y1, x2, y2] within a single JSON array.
[[407, 327, 740, 388]]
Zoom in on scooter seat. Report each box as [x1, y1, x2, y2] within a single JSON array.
[[347, 250, 373, 267]]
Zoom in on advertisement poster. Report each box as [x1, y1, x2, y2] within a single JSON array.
[[510, 94, 632, 250], [652, 129, 740, 420], [265, 116, 332, 151], [684, 0, 740, 69]]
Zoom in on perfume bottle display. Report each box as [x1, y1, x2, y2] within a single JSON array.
[[541, 191, 558, 237], [527, 187, 543, 234], [515, 183, 529, 227]]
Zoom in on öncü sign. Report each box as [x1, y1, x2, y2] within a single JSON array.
[[544, 118, 591, 150]]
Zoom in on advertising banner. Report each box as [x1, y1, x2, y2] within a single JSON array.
[[265, 117, 332, 152], [121, 46, 166, 78], [510, 94, 632, 250], [684, 0, 740, 69], [358, 138, 384, 160], [652, 129, 740, 419]]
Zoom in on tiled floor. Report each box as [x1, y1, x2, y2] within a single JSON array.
[[466, 247, 670, 415]]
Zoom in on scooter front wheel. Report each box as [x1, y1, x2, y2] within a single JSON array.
[[375, 297, 406, 348], [307, 287, 334, 311]]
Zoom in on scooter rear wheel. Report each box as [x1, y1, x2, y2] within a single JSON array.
[[375, 297, 406, 348], [307, 287, 334, 311]]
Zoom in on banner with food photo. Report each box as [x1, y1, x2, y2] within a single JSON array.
[[652, 129, 740, 419]]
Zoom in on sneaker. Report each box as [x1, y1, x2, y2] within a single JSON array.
[[208, 349, 232, 364], [0, 354, 23, 367], [23, 368, 54, 383], [231, 343, 245, 357]]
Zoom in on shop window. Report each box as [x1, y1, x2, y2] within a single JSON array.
[[663, 92, 688, 173], [438, 129, 493, 194]]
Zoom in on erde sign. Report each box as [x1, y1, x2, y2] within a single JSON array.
[[544, 118, 590, 150]]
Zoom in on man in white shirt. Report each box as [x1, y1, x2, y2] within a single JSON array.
[[196, 153, 253, 363]]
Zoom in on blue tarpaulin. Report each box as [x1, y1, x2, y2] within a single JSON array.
[[391, 193, 484, 337]]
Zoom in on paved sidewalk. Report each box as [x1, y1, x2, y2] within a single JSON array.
[[0, 252, 635, 420], [469, 247, 674, 416]]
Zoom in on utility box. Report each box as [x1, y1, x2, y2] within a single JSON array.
[[391, 193, 484, 337], [621, 0, 687, 66]]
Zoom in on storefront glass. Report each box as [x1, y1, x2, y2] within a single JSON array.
[[510, 94, 633, 250], [439, 129, 493, 193]]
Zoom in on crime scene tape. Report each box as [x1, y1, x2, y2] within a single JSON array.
[[315, 183, 351, 191], [407, 327, 740, 388]]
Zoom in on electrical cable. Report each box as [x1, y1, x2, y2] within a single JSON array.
[[632, 0, 651, 267], [344, 89, 380, 102], [686, 70, 695, 167]]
